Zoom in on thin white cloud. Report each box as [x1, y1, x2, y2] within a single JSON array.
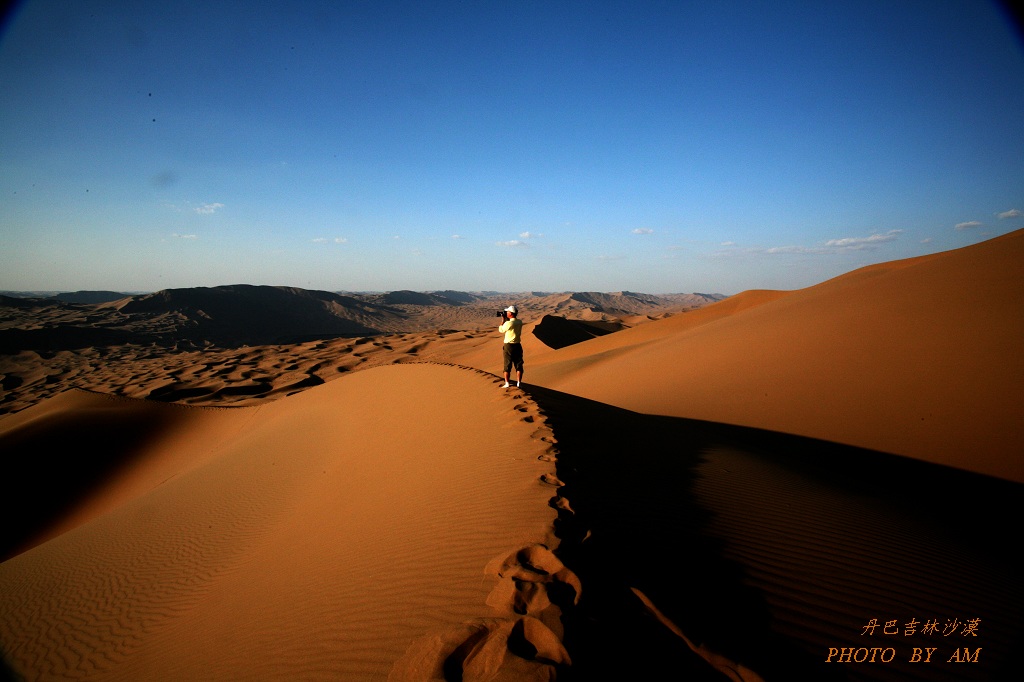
[[194, 202, 224, 215], [764, 245, 830, 254], [497, 240, 527, 248], [718, 229, 903, 257], [171, 233, 198, 240], [631, 228, 654, 235], [312, 237, 348, 244], [519, 231, 542, 239], [997, 209, 1021, 219], [824, 229, 902, 249], [955, 221, 983, 230], [451, 234, 464, 239]]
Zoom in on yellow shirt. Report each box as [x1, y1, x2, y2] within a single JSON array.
[[499, 317, 523, 344]]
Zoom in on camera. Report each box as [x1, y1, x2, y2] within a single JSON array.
[[496, 310, 506, 318]]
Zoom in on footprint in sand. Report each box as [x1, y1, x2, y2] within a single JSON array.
[[389, 544, 579, 681], [453, 617, 571, 678], [528, 428, 555, 444], [388, 616, 570, 681], [539, 473, 564, 487], [511, 403, 539, 424], [485, 544, 581, 616], [551, 496, 574, 514]]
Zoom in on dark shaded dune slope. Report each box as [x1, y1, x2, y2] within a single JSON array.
[[528, 383, 1022, 682]]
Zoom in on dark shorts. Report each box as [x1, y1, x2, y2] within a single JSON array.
[[503, 342, 524, 373]]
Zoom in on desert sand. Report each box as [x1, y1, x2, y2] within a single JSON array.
[[1, 230, 1021, 681]]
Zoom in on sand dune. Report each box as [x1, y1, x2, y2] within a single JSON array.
[[1, 231, 1022, 680], [1, 366, 564, 680], [528, 229, 1024, 483]]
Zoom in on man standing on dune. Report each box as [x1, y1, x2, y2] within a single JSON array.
[[499, 305, 524, 389]]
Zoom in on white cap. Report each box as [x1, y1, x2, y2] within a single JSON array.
[[504, 305, 518, 313]]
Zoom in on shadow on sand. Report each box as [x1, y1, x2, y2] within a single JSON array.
[[0, 392, 188, 561], [526, 384, 1022, 682]]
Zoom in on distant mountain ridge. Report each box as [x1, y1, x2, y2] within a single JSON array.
[[0, 286, 726, 352], [115, 284, 405, 343], [52, 291, 130, 304], [364, 290, 489, 307], [0, 291, 143, 303]]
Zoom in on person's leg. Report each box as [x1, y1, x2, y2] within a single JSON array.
[[502, 345, 512, 387]]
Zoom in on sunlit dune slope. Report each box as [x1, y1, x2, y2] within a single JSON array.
[[0, 364, 555, 680], [527, 229, 1024, 483]]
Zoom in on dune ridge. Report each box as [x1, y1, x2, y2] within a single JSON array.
[[528, 229, 1024, 483]]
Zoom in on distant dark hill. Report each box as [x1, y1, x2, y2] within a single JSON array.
[[0, 295, 44, 310], [661, 292, 728, 307], [371, 290, 450, 306], [50, 291, 131, 304], [117, 285, 403, 345], [567, 291, 666, 313], [0, 296, 137, 353], [532, 314, 625, 350], [430, 290, 485, 305], [0, 291, 60, 299], [528, 291, 694, 317]]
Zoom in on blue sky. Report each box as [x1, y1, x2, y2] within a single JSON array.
[[1, 0, 1022, 295]]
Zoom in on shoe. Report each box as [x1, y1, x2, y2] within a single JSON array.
[[502, 382, 510, 388], [516, 382, 521, 388]]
